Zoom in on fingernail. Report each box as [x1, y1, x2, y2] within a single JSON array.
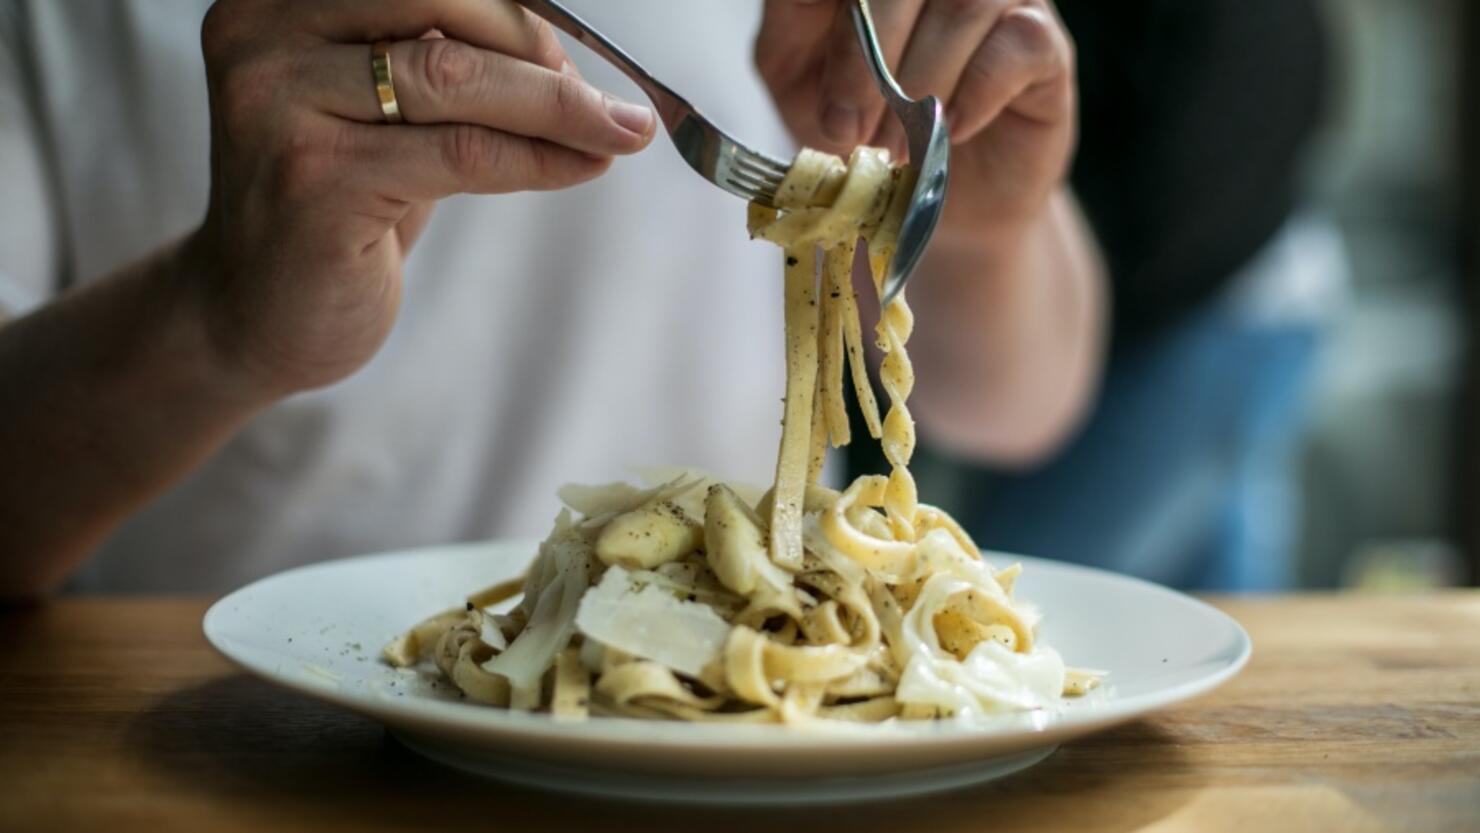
[[821, 102, 861, 146], [605, 95, 654, 137]]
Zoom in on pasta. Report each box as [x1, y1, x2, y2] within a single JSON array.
[[384, 147, 1101, 724]]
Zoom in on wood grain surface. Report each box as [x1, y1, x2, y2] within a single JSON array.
[[1, 594, 1477, 832]]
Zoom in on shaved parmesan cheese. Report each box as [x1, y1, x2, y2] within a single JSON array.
[[891, 569, 1064, 717], [896, 640, 1066, 717], [575, 566, 731, 679], [478, 616, 509, 652], [557, 481, 647, 516], [483, 534, 593, 704]]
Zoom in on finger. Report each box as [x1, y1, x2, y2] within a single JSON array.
[[816, 0, 925, 151], [414, 22, 585, 80], [312, 40, 655, 156], [947, 5, 1071, 143], [345, 122, 614, 200], [304, 0, 570, 74], [872, 0, 1013, 157], [755, 0, 837, 90]]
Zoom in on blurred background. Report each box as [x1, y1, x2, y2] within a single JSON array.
[[1295, 0, 1475, 589], [7, 0, 1472, 595], [847, 0, 1480, 593]]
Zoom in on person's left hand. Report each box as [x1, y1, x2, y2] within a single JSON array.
[[755, 0, 1076, 250]]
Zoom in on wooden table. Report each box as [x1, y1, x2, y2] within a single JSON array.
[[1, 595, 1477, 832]]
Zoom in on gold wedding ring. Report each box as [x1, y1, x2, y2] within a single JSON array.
[[371, 41, 403, 124]]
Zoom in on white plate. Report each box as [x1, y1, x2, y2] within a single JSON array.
[[204, 540, 1249, 805]]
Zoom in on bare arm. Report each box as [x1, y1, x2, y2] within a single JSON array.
[[0, 0, 658, 598], [906, 189, 1104, 464], [0, 239, 273, 594]]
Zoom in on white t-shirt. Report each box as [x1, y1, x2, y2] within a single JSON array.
[[0, 1, 793, 591]]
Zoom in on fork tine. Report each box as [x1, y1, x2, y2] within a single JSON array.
[[512, 0, 801, 205], [724, 174, 778, 202], [723, 147, 786, 205], [734, 153, 789, 182], [735, 151, 789, 173], [731, 164, 787, 189]]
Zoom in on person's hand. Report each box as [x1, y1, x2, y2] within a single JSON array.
[[755, 0, 1075, 249], [189, 0, 656, 394]]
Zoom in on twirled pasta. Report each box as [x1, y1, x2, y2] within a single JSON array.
[[384, 148, 1101, 724]]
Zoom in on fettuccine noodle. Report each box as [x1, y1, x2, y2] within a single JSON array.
[[384, 147, 1101, 724]]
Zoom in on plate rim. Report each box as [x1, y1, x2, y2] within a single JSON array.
[[203, 540, 1251, 753]]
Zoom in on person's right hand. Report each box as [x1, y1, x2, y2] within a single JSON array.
[[188, 0, 655, 395]]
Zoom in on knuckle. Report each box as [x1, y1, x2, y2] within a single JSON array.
[[419, 39, 480, 103], [271, 123, 345, 201], [214, 58, 279, 135], [201, 0, 286, 65], [443, 124, 499, 182], [1000, 8, 1059, 60], [969, 7, 1065, 79], [549, 73, 594, 125], [199, 1, 241, 64]]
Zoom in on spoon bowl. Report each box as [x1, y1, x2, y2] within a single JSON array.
[[850, 1, 951, 307]]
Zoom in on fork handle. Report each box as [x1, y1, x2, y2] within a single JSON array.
[[511, 0, 693, 129], [851, 0, 910, 110]]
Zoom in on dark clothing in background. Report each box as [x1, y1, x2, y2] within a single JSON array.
[[1059, 0, 1328, 346], [847, 0, 1333, 591]]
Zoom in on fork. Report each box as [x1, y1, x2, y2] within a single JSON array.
[[511, 0, 789, 208], [511, 0, 947, 305]]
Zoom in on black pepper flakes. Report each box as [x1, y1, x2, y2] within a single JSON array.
[[786, 256, 799, 266]]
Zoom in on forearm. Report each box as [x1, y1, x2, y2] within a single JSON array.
[[907, 188, 1107, 465], [0, 236, 274, 597]]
